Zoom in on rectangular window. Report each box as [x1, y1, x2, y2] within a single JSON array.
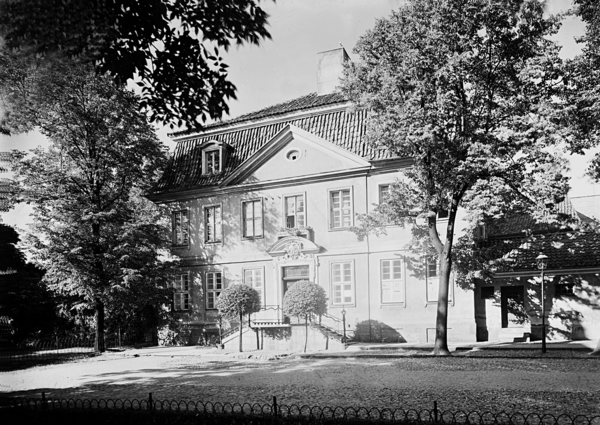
[[204, 205, 222, 243], [172, 210, 189, 246], [284, 194, 305, 228], [379, 184, 391, 204], [330, 189, 352, 229], [242, 199, 263, 238], [331, 262, 354, 305], [173, 273, 190, 311], [243, 268, 264, 303], [381, 259, 404, 303], [205, 149, 220, 174], [206, 271, 223, 309], [555, 283, 574, 297]]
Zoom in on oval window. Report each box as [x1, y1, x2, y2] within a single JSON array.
[[286, 149, 301, 162]]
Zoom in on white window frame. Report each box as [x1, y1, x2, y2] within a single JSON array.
[[378, 184, 391, 204], [203, 147, 221, 175], [204, 204, 222, 244], [172, 209, 189, 247], [330, 261, 355, 306], [381, 259, 404, 304], [173, 273, 190, 311], [242, 198, 264, 239], [378, 183, 394, 225], [206, 271, 223, 310], [243, 267, 264, 305], [329, 187, 353, 230], [283, 193, 306, 229]]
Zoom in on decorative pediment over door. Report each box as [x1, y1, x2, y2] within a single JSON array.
[[267, 236, 321, 262]]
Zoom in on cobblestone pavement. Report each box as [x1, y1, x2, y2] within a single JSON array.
[[2, 350, 600, 417]]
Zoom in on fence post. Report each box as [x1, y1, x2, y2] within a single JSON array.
[[41, 392, 48, 411], [433, 400, 439, 423], [273, 396, 278, 420], [148, 392, 153, 412]]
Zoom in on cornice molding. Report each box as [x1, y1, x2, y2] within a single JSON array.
[[493, 267, 600, 278], [147, 167, 372, 203]]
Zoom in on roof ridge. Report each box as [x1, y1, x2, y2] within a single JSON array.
[[170, 92, 348, 138]]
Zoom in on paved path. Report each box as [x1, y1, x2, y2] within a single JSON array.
[[2, 350, 600, 417]]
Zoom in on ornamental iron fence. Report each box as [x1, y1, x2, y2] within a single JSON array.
[[2, 393, 600, 425]]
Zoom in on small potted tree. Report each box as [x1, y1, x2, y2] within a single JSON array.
[[215, 284, 261, 352], [283, 280, 327, 353]]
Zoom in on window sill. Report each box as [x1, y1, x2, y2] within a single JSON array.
[[204, 240, 222, 245], [328, 227, 352, 232], [242, 236, 264, 241]]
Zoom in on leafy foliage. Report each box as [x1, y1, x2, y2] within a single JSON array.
[[215, 284, 261, 320], [0, 0, 272, 128], [3, 57, 179, 350], [0, 224, 64, 340], [341, 0, 571, 354], [561, 0, 600, 180], [282, 280, 327, 320]]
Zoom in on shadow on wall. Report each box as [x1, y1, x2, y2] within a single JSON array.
[[263, 327, 292, 341], [353, 320, 406, 343], [547, 273, 600, 341]]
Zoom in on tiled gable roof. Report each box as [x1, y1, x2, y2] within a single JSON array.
[[486, 196, 580, 237], [481, 196, 600, 272], [481, 231, 600, 272], [154, 105, 392, 194], [172, 92, 348, 137]]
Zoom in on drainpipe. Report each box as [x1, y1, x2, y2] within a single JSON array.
[[365, 174, 372, 342]]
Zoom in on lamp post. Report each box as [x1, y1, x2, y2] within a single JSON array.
[[341, 307, 347, 343], [536, 253, 548, 354]]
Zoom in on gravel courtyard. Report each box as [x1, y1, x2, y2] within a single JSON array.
[[2, 349, 600, 418]]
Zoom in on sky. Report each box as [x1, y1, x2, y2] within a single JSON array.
[[0, 0, 598, 231]]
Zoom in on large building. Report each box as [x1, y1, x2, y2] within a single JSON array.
[[148, 48, 476, 348], [149, 48, 600, 349]]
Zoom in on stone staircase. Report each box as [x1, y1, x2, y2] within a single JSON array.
[[498, 328, 530, 343]]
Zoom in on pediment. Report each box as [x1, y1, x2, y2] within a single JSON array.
[[267, 236, 321, 258], [222, 124, 370, 186]]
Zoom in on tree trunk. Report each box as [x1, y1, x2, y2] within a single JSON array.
[[591, 338, 600, 356], [429, 191, 464, 357], [94, 298, 105, 353], [304, 316, 308, 353], [239, 311, 243, 352], [433, 256, 452, 356]]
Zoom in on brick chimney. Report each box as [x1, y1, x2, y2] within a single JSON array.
[[316, 47, 350, 95]]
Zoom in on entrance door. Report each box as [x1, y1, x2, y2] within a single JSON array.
[[282, 265, 310, 294], [501, 286, 525, 328], [282, 265, 310, 322]]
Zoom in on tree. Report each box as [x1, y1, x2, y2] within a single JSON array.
[[282, 280, 327, 353], [561, 0, 600, 180], [0, 0, 272, 129], [0, 223, 61, 340], [341, 0, 570, 355], [4, 57, 178, 352], [215, 284, 261, 352]]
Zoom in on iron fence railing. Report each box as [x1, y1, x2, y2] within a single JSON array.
[[2, 393, 600, 425]]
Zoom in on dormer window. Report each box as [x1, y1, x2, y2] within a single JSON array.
[[205, 149, 220, 174], [201, 140, 230, 175]]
